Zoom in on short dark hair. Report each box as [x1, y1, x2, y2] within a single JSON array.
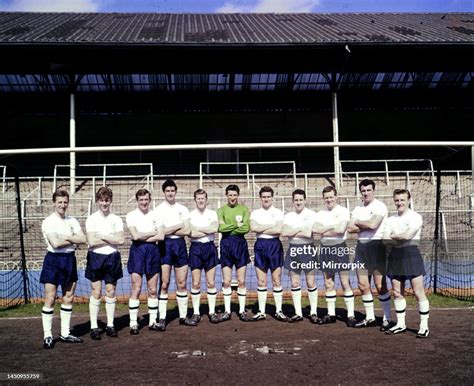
[[393, 188, 411, 200], [135, 188, 151, 200], [162, 179, 177, 192], [292, 189, 306, 200], [359, 179, 375, 191], [322, 185, 337, 196], [193, 188, 208, 199], [96, 186, 113, 202], [52, 189, 69, 202], [259, 186, 274, 197], [225, 184, 240, 195]]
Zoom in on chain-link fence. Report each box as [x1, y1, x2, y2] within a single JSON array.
[[1, 169, 472, 308]]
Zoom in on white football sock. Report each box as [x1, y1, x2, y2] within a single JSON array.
[[207, 288, 217, 315], [60, 304, 73, 337], [191, 289, 201, 315], [308, 286, 318, 316], [291, 287, 302, 317], [105, 296, 117, 327], [237, 287, 247, 314], [158, 294, 168, 320], [344, 290, 355, 318], [394, 297, 407, 328], [176, 291, 188, 319], [42, 306, 54, 339], [379, 292, 392, 322], [128, 298, 140, 328], [325, 290, 337, 316], [89, 295, 101, 329], [223, 287, 232, 313], [418, 299, 430, 331], [257, 287, 267, 314], [362, 293, 375, 321], [273, 286, 283, 313], [148, 298, 158, 326]]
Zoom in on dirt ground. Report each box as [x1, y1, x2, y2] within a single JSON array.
[[0, 305, 472, 385]]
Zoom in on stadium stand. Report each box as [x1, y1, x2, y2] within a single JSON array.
[[0, 12, 472, 306]]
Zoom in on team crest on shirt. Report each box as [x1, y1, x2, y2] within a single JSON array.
[[235, 215, 243, 222]]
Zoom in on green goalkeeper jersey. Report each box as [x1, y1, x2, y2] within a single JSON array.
[[217, 203, 250, 236]]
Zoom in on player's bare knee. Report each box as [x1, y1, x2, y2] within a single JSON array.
[[62, 294, 74, 305], [375, 284, 387, 295], [340, 280, 351, 292], [176, 280, 187, 292], [105, 288, 115, 298], [414, 289, 427, 302], [192, 281, 201, 291], [147, 286, 157, 298], [160, 281, 169, 292], [272, 279, 281, 288], [131, 285, 141, 298], [392, 290, 403, 299], [257, 278, 266, 287], [358, 282, 370, 293], [44, 296, 55, 308], [91, 289, 101, 299], [325, 279, 335, 291], [206, 280, 215, 289], [237, 278, 246, 288]]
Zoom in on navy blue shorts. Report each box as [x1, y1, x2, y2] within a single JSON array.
[[85, 251, 123, 284], [220, 235, 250, 269], [159, 238, 188, 267], [388, 246, 426, 280], [354, 240, 387, 274], [40, 252, 78, 290], [318, 242, 350, 274], [254, 238, 283, 272], [284, 243, 318, 273], [127, 241, 160, 276], [189, 241, 219, 271]]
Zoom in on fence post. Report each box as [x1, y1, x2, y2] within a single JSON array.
[[150, 164, 154, 192], [53, 165, 57, 193], [199, 163, 203, 189], [433, 168, 441, 294], [37, 177, 42, 206], [292, 162, 297, 188], [246, 163, 250, 190], [14, 175, 29, 305]]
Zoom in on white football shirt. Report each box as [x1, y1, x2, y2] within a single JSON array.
[[42, 213, 82, 253], [250, 206, 284, 239], [86, 210, 124, 254]]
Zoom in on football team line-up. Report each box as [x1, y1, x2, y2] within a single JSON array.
[[39, 178, 430, 349]]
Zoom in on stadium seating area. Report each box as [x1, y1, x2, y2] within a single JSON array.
[[0, 163, 472, 305]]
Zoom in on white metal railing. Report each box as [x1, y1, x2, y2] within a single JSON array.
[[5, 170, 471, 205], [199, 161, 297, 190], [53, 163, 154, 193], [339, 159, 435, 187], [1, 141, 473, 156]]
